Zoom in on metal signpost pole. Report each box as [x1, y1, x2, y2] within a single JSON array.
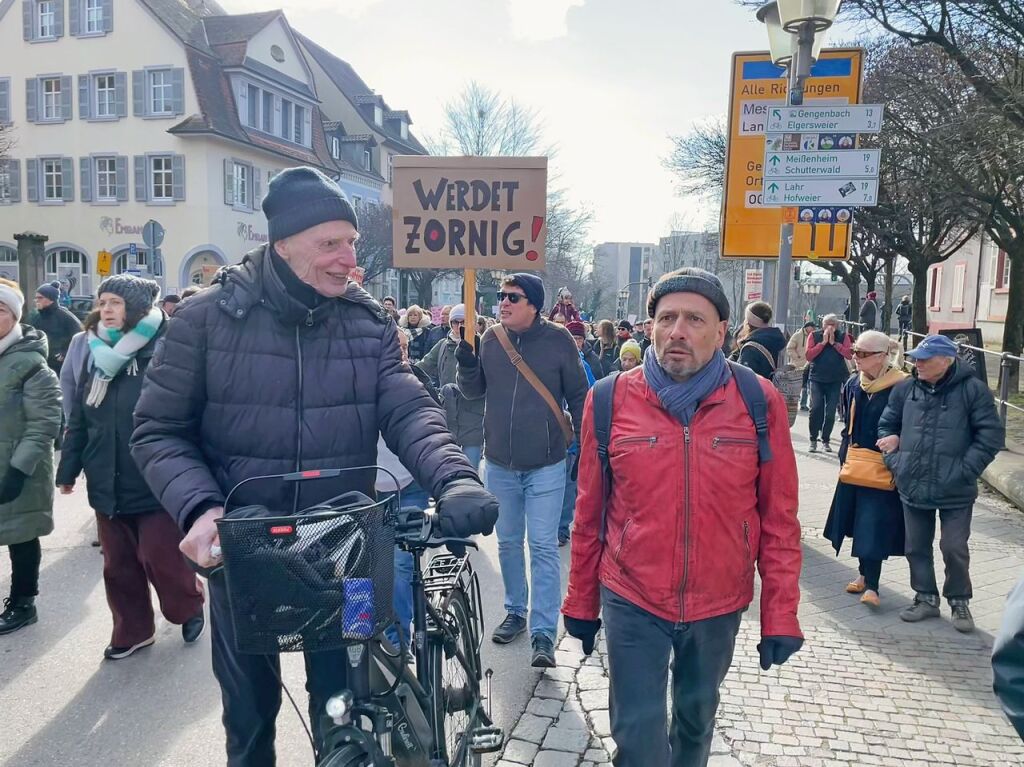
[[774, 21, 814, 333]]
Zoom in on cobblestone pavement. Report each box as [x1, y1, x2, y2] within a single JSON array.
[[496, 427, 1024, 766]]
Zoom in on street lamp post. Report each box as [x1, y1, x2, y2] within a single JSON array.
[[757, 1, 839, 333]]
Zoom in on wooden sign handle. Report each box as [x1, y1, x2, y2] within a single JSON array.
[[463, 269, 476, 351]]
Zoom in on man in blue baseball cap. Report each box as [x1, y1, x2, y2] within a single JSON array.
[[877, 334, 1004, 633]]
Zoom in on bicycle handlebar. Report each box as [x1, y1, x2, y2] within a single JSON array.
[[395, 507, 478, 553]]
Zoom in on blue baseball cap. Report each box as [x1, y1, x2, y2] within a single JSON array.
[[906, 334, 959, 360]]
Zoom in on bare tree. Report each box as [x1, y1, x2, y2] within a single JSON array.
[[355, 203, 395, 283], [0, 124, 12, 162], [663, 118, 727, 202]]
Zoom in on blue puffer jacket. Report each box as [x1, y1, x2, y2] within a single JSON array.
[[130, 245, 477, 530]]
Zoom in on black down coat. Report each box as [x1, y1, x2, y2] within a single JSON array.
[[878, 360, 1004, 509], [823, 374, 905, 561], [130, 246, 477, 530], [57, 325, 166, 517]]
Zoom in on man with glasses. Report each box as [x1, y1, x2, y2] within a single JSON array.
[[457, 274, 589, 667]]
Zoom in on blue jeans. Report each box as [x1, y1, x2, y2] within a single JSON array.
[[483, 459, 566, 641], [462, 444, 483, 472], [389, 481, 430, 647], [559, 454, 578, 539]]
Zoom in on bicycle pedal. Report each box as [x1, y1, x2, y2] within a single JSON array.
[[468, 725, 504, 754]]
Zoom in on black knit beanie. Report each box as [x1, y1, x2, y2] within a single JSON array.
[[647, 267, 731, 321], [262, 166, 359, 244], [506, 273, 545, 312], [97, 274, 160, 316]]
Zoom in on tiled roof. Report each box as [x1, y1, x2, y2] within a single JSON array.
[[323, 120, 344, 132], [384, 110, 411, 123], [203, 11, 278, 44], [338, 134, 376, 144], [138, 0, 222, 53], [172, 48, 337, 172], [297, 32, 428, 154]]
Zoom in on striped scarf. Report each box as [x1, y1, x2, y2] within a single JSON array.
[[86, 307, 163, 407]]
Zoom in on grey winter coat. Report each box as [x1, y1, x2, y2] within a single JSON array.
[[418, 334, 460, 389], [878, 360, 1004, 509], [457, 315, 588, 471], [441, 383, 485, 448], [130, 245, 477, 530], [993, 575, 1024, 741], [0, 326, 61, 545]]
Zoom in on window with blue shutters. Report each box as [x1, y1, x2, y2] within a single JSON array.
[[133, 68, 185, 118], [29, 75, 72, 124], [0, 79, 10, 125], [24, 0, 63, 42], [70, 0, 112, 36]]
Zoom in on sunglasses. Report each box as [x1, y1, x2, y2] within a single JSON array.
[[497, 291, 526, 304], [853, 350, 883, 358], [450, 319, 464, 326]]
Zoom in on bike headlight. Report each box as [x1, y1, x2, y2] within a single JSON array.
[[325, 690, 354, 720]]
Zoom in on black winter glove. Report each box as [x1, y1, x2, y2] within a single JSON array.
[[435, 479, 499, 540], [0, 467, 29, 504], [757, 636, 803, 670], [454, 327, 478, 368], [564, 615, 601, 656]]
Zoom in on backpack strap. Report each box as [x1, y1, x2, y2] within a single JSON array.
[[592, 371, 620, 543], [727, 361, 773, 463], [19, 362, 46, 388]]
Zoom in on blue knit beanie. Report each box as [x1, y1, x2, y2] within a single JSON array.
[[261, 166, 359, 244], [506, 273, 545, 312], [36, 283, 60, 303]]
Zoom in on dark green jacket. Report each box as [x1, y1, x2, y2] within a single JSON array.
[[878, 360, 1004, 508], [0, 325, 61, 545]]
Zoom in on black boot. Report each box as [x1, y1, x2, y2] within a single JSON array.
[[0, 596, 37, 635]]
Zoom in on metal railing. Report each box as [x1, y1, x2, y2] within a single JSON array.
[[900, 330, 1024, 427]]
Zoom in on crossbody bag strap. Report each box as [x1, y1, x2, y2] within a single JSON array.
[[742, 340, 777, 372], [492, 324, 574, 440]]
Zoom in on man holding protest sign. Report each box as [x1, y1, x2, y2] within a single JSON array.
[[391, 156, 583, 667], [456, 275, 588, 667]]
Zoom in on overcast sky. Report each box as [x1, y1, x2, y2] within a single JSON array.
[[219, 0, 855, 244]]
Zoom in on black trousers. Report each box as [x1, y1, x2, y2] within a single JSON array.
[[904, 504, 973, 602], [858, 558, 882, 592], [209, 573, 349, 766], [8, 538, 41, 598], [809, 380, 842, 443], [602, 586, 742, 767]]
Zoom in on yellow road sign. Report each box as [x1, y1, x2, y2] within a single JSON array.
[[97, 250, 112, 276], [720, 48, 864, 260]]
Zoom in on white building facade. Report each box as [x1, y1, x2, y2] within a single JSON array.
[[0, 0, 425, 296]]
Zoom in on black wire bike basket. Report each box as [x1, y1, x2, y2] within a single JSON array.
[[215, 469, 398, 655]]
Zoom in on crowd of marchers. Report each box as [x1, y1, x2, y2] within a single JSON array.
[[0, 164, 1023, 767]]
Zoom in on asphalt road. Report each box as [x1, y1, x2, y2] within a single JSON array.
[[0, 475, 571, 767]]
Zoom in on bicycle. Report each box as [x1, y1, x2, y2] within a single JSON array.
[[211, 467, 504, 767]]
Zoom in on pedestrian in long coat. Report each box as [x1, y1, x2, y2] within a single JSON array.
[[0, 278, 62, 635], [824, 331, 907, 607], [56, 275, 205, 660]]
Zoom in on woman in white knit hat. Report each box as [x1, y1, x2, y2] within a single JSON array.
[[0, 278, 62, 635]]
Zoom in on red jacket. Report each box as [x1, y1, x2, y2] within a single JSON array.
[[562, 367, 803, 638]]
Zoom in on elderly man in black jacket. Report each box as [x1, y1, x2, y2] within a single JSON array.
[[877, 334, 1004, 633], [130, 166, 498, 766]]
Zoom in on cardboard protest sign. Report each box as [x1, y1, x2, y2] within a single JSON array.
[[392, 156, 548, 271]]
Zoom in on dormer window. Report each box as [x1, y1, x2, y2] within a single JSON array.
[[363, 149, 372, 171], [331, 137, 340, 160], [373, 105, 382, 126], [400, 121, 408, 140]]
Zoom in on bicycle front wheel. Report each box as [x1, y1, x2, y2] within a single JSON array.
[[318, 742, 374, 767], [427, 587, 482, 767]]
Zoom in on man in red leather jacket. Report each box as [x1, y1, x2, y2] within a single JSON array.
[[562, 267, 803, 767]]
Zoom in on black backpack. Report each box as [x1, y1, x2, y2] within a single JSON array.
[[591, 361, 772, 542]]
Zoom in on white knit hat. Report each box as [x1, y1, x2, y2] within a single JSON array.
[[450, 303, 466, 322], [0, 280, 24, 321]]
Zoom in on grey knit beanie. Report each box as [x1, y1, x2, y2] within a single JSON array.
[[647, 267, 731, 321], [97, 274, 160, 315], [262, 166, 359, 244]]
